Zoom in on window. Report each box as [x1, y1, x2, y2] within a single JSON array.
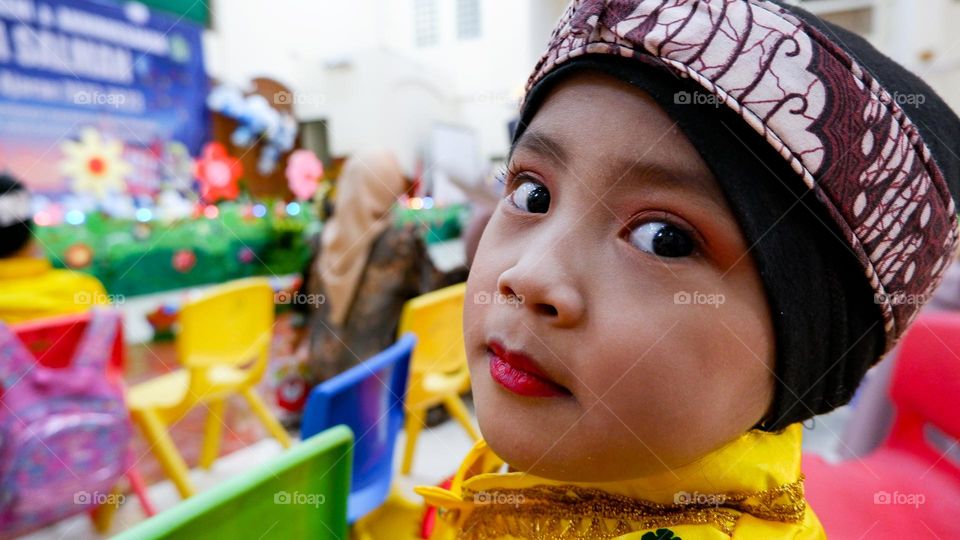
[[414, 0, 439, 47], [457, 0, 481, 40]]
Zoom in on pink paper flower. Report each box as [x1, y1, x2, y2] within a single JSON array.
[[285, 149, 323, 201]]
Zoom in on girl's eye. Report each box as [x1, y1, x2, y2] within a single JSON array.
[[628, 221, 695, 258], [507, 179, 550, 214]]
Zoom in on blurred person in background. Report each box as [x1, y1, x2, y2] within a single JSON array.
[[292, 151, 466, 390], [0, 173, 108, 324]]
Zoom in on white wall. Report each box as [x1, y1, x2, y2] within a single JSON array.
[[199, 0, 960, 172], [202, 0, 568, 174], [377, 0, 559, 163], [201, 0, 451, 174], [875, 0, 960, 111]]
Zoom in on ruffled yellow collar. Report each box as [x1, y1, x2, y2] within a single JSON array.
[[416, 424, 816, 539]]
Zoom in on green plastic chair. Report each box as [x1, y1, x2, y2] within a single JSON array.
[[113, 426, 353, 540]]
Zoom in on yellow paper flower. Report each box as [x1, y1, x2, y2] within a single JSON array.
[[60, 128, 132, 199]]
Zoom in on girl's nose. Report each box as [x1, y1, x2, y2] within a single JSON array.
[[496, 262, 585, 328]]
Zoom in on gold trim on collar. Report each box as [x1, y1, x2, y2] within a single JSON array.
[[450, 476, 806, 539]]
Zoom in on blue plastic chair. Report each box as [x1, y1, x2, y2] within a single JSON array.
[[301, 333, 415, 524]]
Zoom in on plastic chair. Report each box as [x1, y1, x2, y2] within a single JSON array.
[[301, 333, 415, 524], [127, 278, 292, 499], [398, 283, 478, 475], [9, 311, 155, 533], [112, 425, 353, 540], [803, 312, 960, 538], [14, 311, 124, 374]]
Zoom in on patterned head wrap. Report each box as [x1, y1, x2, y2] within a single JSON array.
[[515, 0, 960, 430]]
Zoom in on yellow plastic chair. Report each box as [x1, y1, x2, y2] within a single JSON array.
[[398, 282, 479, 475], [127, 278, 292, 499]]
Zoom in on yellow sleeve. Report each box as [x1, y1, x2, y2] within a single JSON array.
[[0, 270, 109, 324]]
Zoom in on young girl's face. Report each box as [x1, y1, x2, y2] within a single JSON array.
[[464, 72, 776, 482]]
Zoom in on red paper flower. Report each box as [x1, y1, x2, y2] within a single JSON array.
[[194, 142, 243, 202], [172, 249, 197, 273]]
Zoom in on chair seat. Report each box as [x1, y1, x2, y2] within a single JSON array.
[[128, 366, 248, 410], [803, 449, 960, 538], [419, 370, 470, 398]]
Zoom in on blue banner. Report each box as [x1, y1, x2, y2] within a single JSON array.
[[0, 0, 207, 197]]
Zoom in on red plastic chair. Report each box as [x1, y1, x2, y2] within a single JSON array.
[[11, 312, 156, 528], [13, 312, 124, 374], [802, 312, 960, 538]]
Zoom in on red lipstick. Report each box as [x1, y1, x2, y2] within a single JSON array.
[[487, 341, 570, 398]]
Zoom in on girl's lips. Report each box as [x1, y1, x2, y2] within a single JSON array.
[[487, 341, 570, 398]]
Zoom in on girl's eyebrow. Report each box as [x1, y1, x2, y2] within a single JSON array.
[[509, 130, 569, 167], [610, 160, 722, 208]]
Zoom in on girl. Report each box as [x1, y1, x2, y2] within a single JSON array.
[[418, 0, 960, 538]]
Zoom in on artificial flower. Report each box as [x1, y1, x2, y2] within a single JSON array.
[[193, 142, 243, 202], [285, 149, 323, 200], [60, 128, 132, 200]]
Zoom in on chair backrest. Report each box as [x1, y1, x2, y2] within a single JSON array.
[[889, 312, 960, 449], [112, 425, 353, 540], [176, 278, 275, 370], [300, 334, 415, 523], [12, 311, 124, 379], [398, 283, 467, 378]]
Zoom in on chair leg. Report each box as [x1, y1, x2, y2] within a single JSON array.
[[400, 407, 427, 475], [444, 395, 479, 441], [126, 466, 157, 517], [132, 408, 196, 498], [241, 387, 292, 448], [351, 518, 375, 540], [200, 399, 225, 469], [89, 484, 122, 533]]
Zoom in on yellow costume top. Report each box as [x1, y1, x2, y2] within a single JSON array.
[[416, 423, 824, 539], [0, 257, 108, 324]]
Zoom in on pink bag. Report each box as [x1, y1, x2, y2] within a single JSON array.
[[0, 309, 132, 538]]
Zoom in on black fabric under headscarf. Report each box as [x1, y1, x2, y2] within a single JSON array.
[[0, 174, 32, 259], [513, 3, 960, 431]]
